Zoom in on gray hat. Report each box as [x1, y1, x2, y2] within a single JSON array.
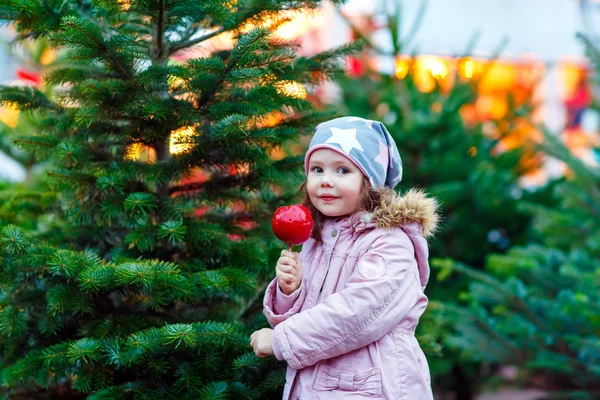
[[304, 116, 403, 189]]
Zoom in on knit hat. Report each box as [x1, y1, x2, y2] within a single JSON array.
[[304, 116, 403, 189]]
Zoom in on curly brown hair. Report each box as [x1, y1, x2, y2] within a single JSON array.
[[299, 178, 391, 242]]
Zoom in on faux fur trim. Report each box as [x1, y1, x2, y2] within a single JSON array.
[[372, 188, 440, 238]]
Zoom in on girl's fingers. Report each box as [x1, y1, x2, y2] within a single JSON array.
[[275, 270, 296, 279], [277, 265, 297, 277], [278, 256, 297, 266], [276, 271, 295, 283], [281, 250, 300, 258], [277, 259, 298, 270], [277, 264, 295, 274], [281, 250, 300, 265], [282, 252, 301, 268]]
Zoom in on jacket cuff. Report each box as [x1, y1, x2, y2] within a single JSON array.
[[274, 281, 302, 314], [263, 278, 306, 327], [272, 328, 284, 361], [273, 323, 301, 369]]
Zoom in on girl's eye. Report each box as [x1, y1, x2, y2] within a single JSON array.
[[337, 167, 350, 174], [311, 167, 323, 173]]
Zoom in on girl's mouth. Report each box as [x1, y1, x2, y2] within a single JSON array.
[[319, 196, 338, 203]]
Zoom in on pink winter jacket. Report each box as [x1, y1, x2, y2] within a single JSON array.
[[263, 189, 440, 400]]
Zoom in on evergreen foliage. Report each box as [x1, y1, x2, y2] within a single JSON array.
[[0, 0, 353, 397]]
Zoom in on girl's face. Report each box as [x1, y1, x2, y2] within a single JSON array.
[[307, 149, 364, 218]]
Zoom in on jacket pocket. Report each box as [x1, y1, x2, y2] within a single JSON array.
[[313, 364, 382, 397]]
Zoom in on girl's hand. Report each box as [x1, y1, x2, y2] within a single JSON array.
[[276, 249, 303, 295], [250, 328, 274, 357]]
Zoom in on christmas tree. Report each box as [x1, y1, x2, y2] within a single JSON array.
[[0, 0, 352, 397], [436, 35, 600, 399]]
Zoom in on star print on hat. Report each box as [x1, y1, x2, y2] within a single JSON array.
[[304, 116, 403, 189]]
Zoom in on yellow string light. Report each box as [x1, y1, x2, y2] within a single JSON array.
[[0, 104, 20, 128], [169, 125, 197, 155], [254, 111, 283, 128], [460, 58, 474, 79], [125, 143, 144, 160], [117, 0, 130, 11], [40, 48, 56, 65], [273, 80, 306, 99], [188, 8, 323, 59], [167, 75, 186, 92], [260, 73, 278, 86], [124, 143, 156, 162], [395, 57, 410, 79], [417, 56, 448, 80], [239, 9, 324, 41], [223, 0, 237, 11], [273, 9, 324, 41]]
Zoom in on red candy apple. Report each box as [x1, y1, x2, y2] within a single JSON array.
[[272, 205, 314, 248]]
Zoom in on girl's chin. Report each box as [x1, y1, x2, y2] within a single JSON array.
[[317, 207, 353, 218], [312, 199, 359, 217]]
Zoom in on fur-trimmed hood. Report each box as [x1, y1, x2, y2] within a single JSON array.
[[368, 188, 440, 238], [364, 188, 440, 289]]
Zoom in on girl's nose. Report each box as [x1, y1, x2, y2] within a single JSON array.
[[320, 172, 334, 187]]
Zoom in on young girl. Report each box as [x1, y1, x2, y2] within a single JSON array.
[[250, 116, 439, 399]]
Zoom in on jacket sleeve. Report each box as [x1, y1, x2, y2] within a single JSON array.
[[263, 278, 307, 328], [271, 231, 422, 369]]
